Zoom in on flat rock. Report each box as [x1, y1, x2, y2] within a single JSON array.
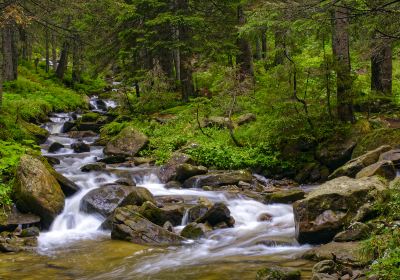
[[182, 170, 252, 189]]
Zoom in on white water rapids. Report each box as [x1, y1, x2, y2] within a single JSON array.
[[37, 98, 310, 276]]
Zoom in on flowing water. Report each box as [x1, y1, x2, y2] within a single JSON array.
[[0, 98, 314, 279]]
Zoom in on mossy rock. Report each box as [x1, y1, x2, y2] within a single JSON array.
[[352, 128, 400, 158], [81, 112, 100, 122], [20, 120, 49, 144], [256, 267, 301, 280], [180, 223, 206, 239]]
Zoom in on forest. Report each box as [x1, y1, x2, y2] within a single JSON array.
[[1, 0, 400, 279]]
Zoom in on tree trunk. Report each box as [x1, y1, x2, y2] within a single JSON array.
[[274, 29, 285, 66], [176, 0, 194, 102], [2, 24, 17, 81], [19, 27, 28, 61], [51, 34, 57, 71], [56, 41, 70, 80], [236, 5, 254, 80], [371, 40, 392, 96], [255, 37, 262, 60], [72, 35, 82, 84], [45, 28, 50, 73], [261, 28, 267, 59], [332, 6, 354, 123]]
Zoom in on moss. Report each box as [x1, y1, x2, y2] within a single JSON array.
[[255, 267, 301, 280], [352, 128, 400, 158], [81, 112, 100, 122]]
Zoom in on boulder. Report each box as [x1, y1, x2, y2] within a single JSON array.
[[20, 227, 40, 238], [75, 122, 103, 133], [316, 138, 357, 170], [48, 142, 64, 153], [303, 242, 370, 267], [352, 128, 400, 158], [14, 155, 65, 228], [118, 187, 156, 208], [256, 267, 301, 280], [355, 160, 396, 181], [44, 156, 60, 166], [52, 172, 80, 197], [158, 152, 194, 183], [0, 234, 37, 253], [68, 131, 97, 138], [111, 206, 185, 245], [329, 145, 392, 179], [295, 162, 330, 184], [312, 260, 337, 275], [196, 202, 235, 227], [99, 155, 127, 164], [80, 184, 134, 217], [81, 112, 100, 122], [104, 126, 149, 157], [180, 223, 207, 239], [379, 149, 400, 167], [333, 222, 370, 242], [185, 205, 209, 224], [71, 140, 90, 153], [163, 221, 174, 232], [202, 116, 233, 129], [20, 121, 49, 144], [114, 178, 136, 186], [137, 201, 184, 226], [175, 164, 208, 182], [81, 162, 106, 172], [182, 170, 252, 189], [236, 113, 256, 126], [132, 157, 156, 166], [263, 188, 305, 204], [293, 176, 387, 244], [0, 208, 41, 233], [61, 121, 75, 133], [165, 181, 182, 189]]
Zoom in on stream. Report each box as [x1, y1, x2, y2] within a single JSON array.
[[0, 97, 314, 279]]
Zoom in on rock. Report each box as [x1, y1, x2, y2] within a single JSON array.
[[158, 152, 194, 183], [311, 273, 338, 280], [80, 184, 134, 217], [0, 208, 41, 233], [61, 121, 75, 133], [182, 170, 252, 189], [293, 176, 387, 244], [52, 172, 80, 197], [111, 206, 185, 245], [256, 267, 301, 280], [99, 155, 127, 164], [258, 213, 273, 222], [263, 188, 305, 204], [75, 122, 103, 133], [71, 140, 90, 153], [196, 202, 235, 227], [312, 260, 337, 274], [316, 138, 357, 170], [114, 178, 136, 186], [163, 221, 174, 232], [165, 181, 182, 189], [81, 112, 100, 122], [132, 157, 155, 166], [45, 156, 60, 166], [295, 162, 330, 183], [236, 113, 256, 126], [355, 160, 396, 181], [181, 223, 206, 239], [0, 235, 37, 253], [14, 155, 65, 228], [118, 187, 156, 208], [104, 126, 149, 157], [202, 116, 233, 129], [379, 149, 400, 167], [185, 205, 209, 224], [175, 164, 208, 182], [352, 128, 400, 158], [329, 145, 392, 179], [20, 227, 40, 238], [48, 142, 64, 153], [303, 242, 370, 266], [138, 201, 184, 226], [20, 120, 49, 144], [81, 162, 106, 172], [333, 222, 370, 242], [95, 99, 107, 111], [68, 131, 97, 138]]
